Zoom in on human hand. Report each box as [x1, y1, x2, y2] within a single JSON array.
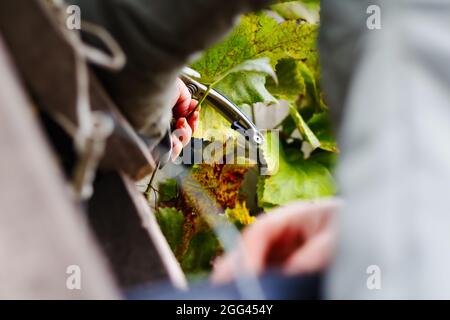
[[171, 78, 201, 160], [212, 199, 341, 284]]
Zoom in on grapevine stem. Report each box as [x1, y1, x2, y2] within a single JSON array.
[[145, 160, 160, 200], [198, 84, 213, 107], [187, 84, 213, 118]]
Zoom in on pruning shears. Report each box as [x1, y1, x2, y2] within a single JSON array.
[[156, 71, 265, 168], [180, 73, 265, 146]]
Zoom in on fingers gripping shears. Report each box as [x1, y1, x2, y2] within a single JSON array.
[[180, 73, 265, 146], [157, 71, 265, 168]]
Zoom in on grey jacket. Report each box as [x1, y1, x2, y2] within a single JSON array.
[[320, 0, 450, 299], [71, 0, 269, 146]]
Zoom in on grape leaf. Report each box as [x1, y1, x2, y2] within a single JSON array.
[[193, 102, 239, 142], [224, 57, 277, 84], [181, 230, 220, 274], [289, 103, 320, 151], [215, 71, 277, 106], [155, 207, 185, 256], [191, 13, 318, 86], [259, 130, 281, 175], [225, 201, 256, 227], [266, 58, 306, 102], [191, 12, 319, 141], [208, 58, 278, 106], [191, 164, 252, 209], [265, 58, 332, 153], [307, 112, 338, 153], [258, 143, 336, 209], [298, 62, 326, 113], [158, 179, 178, 202]]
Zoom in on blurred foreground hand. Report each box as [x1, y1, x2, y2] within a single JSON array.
[[212, 199, 341, 284]]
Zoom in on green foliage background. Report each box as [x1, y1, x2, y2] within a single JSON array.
[[153, 0, 338, 277]]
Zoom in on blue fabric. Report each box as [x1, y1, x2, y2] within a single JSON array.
[[127, 272, 322, 300]]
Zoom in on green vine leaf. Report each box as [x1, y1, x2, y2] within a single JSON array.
[[155, 207, 185, 257], [289, 104, 321, 151], [258, 144, 336, 209], [191, 12, 319, 142], [266, 58, 306, 102], [307, 112, 338, 153], [219, 57, 278, 84], [181, 230, 221, 274], [193, 103, 239, 142], [191, 12, 318, 86], [215, 71, 277, 107]]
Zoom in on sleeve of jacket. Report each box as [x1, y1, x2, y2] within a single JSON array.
[[320, 0, 450, 299], [68, 0, 270, 148]]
